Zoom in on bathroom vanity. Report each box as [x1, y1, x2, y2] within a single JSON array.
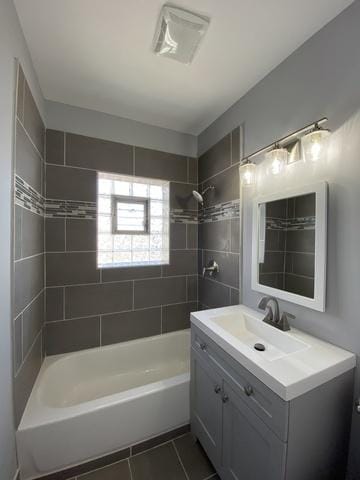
[[190, 305, 355, 480]]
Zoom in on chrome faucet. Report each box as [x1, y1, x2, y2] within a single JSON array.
[[258, 296, 294, 331], [202, 260, 219, 278]]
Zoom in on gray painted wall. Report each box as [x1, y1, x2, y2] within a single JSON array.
[[198, 2, 360, 478], [0, 0, 45, 479], [46, 100, 197, 158]]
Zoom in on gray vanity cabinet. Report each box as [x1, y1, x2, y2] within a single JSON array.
[[190, 325, 354, 480], [222, 380, 286, 480], [191, 348, 223, 467]]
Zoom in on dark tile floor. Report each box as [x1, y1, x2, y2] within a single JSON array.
[[76, 433, 219, 480]]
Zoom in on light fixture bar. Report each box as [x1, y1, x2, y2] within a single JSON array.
[[244, 117, 328, 163]]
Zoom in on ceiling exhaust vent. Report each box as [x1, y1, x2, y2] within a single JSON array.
[[153, 5, 210, 65]]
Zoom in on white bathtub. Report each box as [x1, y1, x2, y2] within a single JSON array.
[[17, 330, 190, 480]]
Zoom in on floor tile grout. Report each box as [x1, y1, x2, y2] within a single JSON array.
[[172, 440, 190, 480]]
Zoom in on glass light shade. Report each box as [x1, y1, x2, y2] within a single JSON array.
[[266, 147, 288, 175], [302, 128, 330, 162], [240, 162, 256, 185]]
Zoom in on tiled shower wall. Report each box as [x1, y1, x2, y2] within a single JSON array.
[[44, 130, 198, 355], [13, 64, 45, 426], [198, 128, 241, 309]]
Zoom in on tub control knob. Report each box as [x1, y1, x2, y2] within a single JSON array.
[[222, 394, 229, 403], [356, 400, 360, 414], [214, 385, 221, 394]]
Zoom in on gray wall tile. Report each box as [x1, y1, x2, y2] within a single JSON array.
[[199, 220, 231, 252], [134, 277, 186, 309], [162, 250, 197, 277], [101, 308, 161, 345], [22, 209, 44, 258], [135, 147, 187, 182], [162, 302, 197, 333], [23, 292, 44, 358], [201, 164, 239, 207], [65, 282, 133, 318], [66, 133, 133, 174], [284, 274, 314, 298], [230, 288, 240, 305], [46, 129, 64, 165], [187, 275, 198, 301], [198, 277, 231, 309], [45, 317, 100, 355], [14, 254, 44, 316], [45, 218, 65, 252], [23, 81, 45, 157], [199, 134, 231, 183], [66, 219, 96, 251], [102, 265, 161, 282], [188, 157, 198, 184], [46, 165, 96, 201], [286, 229, 315, 253], [170, 223, 186, 250], [14, 333, 42, 426], [170, 182, 197, 210], [46, 252, 100, 287], [46, 287, 64, 322], [187, 224, 198, 249], [16, 120, 42, 193]]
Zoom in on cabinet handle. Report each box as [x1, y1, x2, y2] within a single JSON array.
[[222, 394, 229, 403], [214, 385, 221, 394], [200, 342, 207, 352], [244, 385, 253, 397]]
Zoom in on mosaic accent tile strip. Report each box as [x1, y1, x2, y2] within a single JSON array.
[[199, 199, 240, 223], [45, 199, 97, 219], [266, 216, 315, 231], [170, 209, 198, 224], [15, 175, 44, 216]]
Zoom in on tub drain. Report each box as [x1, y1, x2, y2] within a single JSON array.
[[254, 343, 265, 351]]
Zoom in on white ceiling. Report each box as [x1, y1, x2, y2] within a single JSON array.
[[15, 0, 353, 135]]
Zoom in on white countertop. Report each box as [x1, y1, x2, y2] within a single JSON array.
[[191, 305, 356, 401]]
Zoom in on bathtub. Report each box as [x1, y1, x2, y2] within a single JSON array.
[[17, 329, 190, 480]]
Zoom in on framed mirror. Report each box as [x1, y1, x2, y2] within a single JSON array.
[[251, 182, 327, 311]]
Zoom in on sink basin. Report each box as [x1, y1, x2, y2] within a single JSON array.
[[212, 313, 309, 361], [191, 304, 356, 400]]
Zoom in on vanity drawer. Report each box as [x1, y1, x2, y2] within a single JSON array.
[[191, 325, 289, 441]]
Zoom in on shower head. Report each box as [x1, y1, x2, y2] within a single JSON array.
[[192, 185, 215, 206], [192, 190, 204, 205]]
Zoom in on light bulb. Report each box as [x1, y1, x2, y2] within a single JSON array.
[[240, 161, 256, 186], [302, 126, 330, 162], [265, 146, 288, 175]]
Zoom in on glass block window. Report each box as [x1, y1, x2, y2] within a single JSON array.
[[97, 172, 170, 268]]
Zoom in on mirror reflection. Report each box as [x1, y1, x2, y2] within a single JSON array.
[[258, 193, 315, 299]]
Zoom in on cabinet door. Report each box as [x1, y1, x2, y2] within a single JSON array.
[[191, 347, 223, 468], [222, 381, 286, 480]]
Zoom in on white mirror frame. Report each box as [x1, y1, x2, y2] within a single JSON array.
[[251, 182, 328, 312]]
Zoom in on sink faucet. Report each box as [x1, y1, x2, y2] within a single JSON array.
[[258, 296, 294, 331]]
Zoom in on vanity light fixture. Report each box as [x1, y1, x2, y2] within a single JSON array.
[[265, 143, 288, 175], [301, 123, 330, 162], [240, 159, 257, 186]]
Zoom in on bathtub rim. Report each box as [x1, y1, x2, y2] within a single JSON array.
[[18, 329, 190, 431]]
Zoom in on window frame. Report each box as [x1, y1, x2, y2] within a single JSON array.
[[111, 195, 150, 235]]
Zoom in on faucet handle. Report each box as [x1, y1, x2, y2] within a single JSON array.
[[279, 311, 294, 331]]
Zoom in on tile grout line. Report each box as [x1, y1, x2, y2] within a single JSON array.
[[128, 457, 134, 480], [47, 299, 196, 324], [172, 440, 190, 480]]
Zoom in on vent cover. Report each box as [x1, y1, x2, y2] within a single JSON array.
[[153, 5, 210, 64]]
